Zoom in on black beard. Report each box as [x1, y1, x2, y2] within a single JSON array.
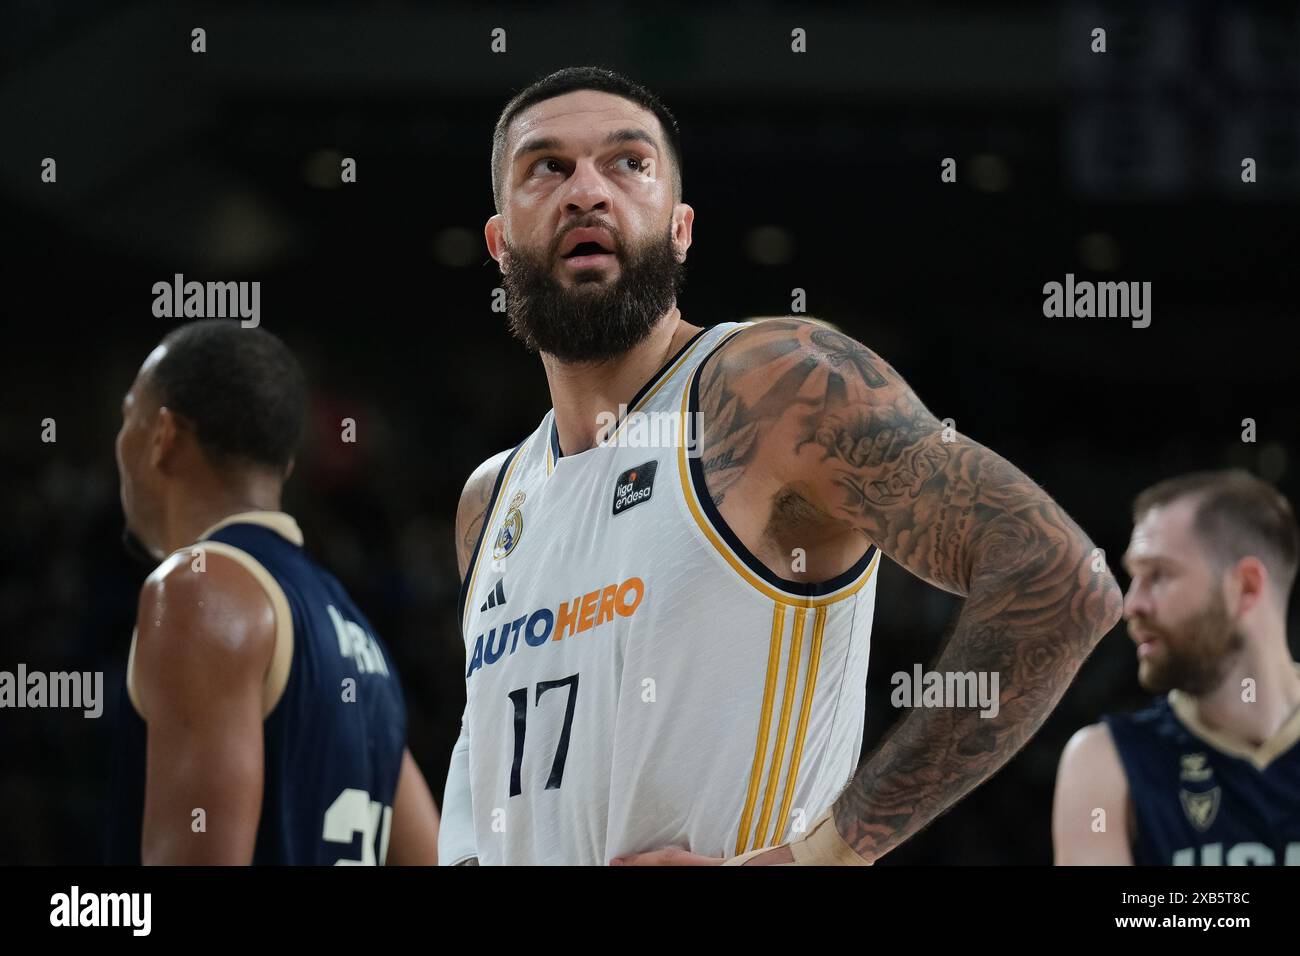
[[501, 223, 685, 363]]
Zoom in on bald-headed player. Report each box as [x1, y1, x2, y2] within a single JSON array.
[[439, 66, 1122, 867], [1054, 470, 1300, 865], [107, 320, 439, 864]]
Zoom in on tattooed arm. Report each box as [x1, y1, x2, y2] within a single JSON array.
[[438, 449, 512, 867], [456, 450, 513, 580], [702, 318, 1124, 863]]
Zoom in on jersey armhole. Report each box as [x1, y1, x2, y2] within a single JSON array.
[[676, 325, 879, 607], [1099, 715, 1140, 849], [457, 440, 527, 636]]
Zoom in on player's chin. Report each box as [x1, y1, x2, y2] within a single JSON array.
[[1136, 659, 1170, 694]]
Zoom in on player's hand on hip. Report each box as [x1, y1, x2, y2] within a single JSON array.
[[610, 845, 795, 865], [611, 846, 722, 865]]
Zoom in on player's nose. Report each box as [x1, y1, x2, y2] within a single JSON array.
[[1122, 582, 1149, 622], [562, 159, 611, 214]]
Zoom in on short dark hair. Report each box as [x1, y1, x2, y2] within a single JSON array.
[[491, 66, 683, 212], [1133, 469, 1299, 597], [148, 320, 306, 472]]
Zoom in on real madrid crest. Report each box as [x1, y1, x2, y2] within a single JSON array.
[[492, 490, 526, 561]]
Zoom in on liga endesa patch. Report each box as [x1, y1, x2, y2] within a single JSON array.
[[612, 460, 657, 516], [465, 576, 645, 679]]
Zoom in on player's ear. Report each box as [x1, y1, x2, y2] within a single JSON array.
[[149, 406, 183, 472], [484, 214, 508, 272], [670, 203, 694, 263], [1231, 555, 1268, 616], [283, 456, 296, 482]]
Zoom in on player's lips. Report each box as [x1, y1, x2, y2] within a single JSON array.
[[559, 226, 616, 257], [558, 227, 619, 270], [1131, 630, 1162, 657]]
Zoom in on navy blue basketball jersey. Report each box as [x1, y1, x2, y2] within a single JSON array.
[[1104, 684, 1300, 866], [106, 512, 407, 865]]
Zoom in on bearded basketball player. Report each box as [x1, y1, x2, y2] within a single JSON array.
[[1054, 470, 1300, 865], [438, 66, 1123, 866], [107, 321, 440, 864]]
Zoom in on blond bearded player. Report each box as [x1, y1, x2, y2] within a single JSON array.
[[1054, 471, 1300, 865], [437, 67, 1123, 866]]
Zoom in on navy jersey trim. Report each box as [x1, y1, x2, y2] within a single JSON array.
[[549, 415, 563, 462], [686, 328, 878, 597], [548, 325, 714, 463], [456, 440, 526, 630]]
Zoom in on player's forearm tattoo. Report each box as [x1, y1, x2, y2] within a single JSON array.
[[699, 319, 1124, 861]]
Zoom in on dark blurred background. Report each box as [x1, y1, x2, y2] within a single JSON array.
[[2, 0, 1298, 864]]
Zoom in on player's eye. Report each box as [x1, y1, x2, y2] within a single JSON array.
[[530, 157, 565, 177], [618, 155, 647, 173]]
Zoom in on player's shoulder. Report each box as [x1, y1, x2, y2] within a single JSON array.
[[461, 447, 514, 493], [713, 315, 829, 361], [709, 316, 897, 384], [1053, 721, 1134, 863], [1058, 721, 1126, 789], [138, 547, 276, 643], [457, 448, 514, 523], [455, 448, 516, 577], [134, 546, 277, 711], [1062, 721, 1119, 761]]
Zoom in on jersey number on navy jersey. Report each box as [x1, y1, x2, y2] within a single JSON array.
[[324, 788, 394, 865]]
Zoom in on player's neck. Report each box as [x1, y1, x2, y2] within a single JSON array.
[[1192, 625, 1300, 747], [542, 307, 701, 457], [159, 475, 283, 555]]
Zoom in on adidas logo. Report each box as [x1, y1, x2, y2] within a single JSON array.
[[480, 578, 506, 612]]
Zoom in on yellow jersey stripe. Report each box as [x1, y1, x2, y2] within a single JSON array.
[[773, 603, 829, 844], [735, 602, 785, 855], [753, 604, 806, 849]]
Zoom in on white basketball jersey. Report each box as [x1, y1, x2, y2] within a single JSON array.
[[458, 322, 880, 864]]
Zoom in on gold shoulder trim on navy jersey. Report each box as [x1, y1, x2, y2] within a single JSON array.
[[1168, 663, 1300, 771], [198, 510, 304, 547], [200, 541, 295, 717], [125, 627, 142, 717]]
